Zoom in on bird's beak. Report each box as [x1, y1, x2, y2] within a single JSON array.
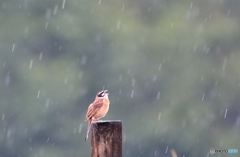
[[104, 90, 109, 95]]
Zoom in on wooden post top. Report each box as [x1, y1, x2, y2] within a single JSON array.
[[91, 120, 122, 157], [91, 120, 122, 124]]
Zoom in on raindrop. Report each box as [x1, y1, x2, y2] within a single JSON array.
[[122, 134, 126, 142], [158, 63, 162, 71], [2, 114, 5, 121], [4, 72, 10, 86], [208, 14, 212, 19], [131, 90, 134, 98], [165, 146, 168, 154], [45, 22, 48, 29], [45, 98, 50, 108], [53, 5, 58, 15], [153, 75, 157, 82], [190, 2, 193, 10], [157, 112, 161, 121], [78, 123, 82, 133], [157, 91, 160, 100], [39, 53, 43, 60], [235, 116, 240, 127], [122, 5, 125, 11], [98, 0, 101, 5], [119, 75, 122, 81], [45, 9, 51, 20], [131, 78, 135, 86], [59, 45, 62, 50], [162, 58, 165, 63], [204, 17, 208, 23], [227, 10, 231, 16], [222, 57, 227, 71], [171, 22, 174, 28], [81, 55, 87, 65], [7, 130, 11, 138], [224, 109, 227, 118], [47, 137, 50, 143], [29, 59, 33, 69], [116, 20, 121, 30], [12, 43, 15, 52], [37, 90, 40, 99], [78, 72, 83, 79], [193, 45, 197, 52], [119, 89, 122, 95], [148, 7, 151, 12], [2, 62, 6, 67], [24, 26, 29, 33], [64, 78, 68, 84], [201, 94, 205, 101], [62, 0, 66, 9]]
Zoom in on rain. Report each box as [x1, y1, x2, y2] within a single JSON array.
[[0, 0, 239, 157]]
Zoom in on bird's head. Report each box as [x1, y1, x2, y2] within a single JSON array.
[[96, 90, 109, 98]]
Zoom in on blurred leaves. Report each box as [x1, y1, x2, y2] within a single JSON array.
[[0, 0, 240, 157]]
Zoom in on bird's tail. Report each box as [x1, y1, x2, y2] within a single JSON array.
[[85, 121, 91, 141]]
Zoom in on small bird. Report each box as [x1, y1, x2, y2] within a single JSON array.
[[85, 90, 110, 141]]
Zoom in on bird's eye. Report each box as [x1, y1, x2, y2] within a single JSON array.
[[97, 91, 104, 97]]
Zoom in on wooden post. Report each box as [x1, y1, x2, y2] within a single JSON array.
[[91, 120, 122, 157]]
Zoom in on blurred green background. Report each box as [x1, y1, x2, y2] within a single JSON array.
[[0, 0, 240, 157]]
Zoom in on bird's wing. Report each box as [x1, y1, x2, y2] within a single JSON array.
[[86, 100, 103, 120]]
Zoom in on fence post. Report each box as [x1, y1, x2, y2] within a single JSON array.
[[91, 120, 122, 157]]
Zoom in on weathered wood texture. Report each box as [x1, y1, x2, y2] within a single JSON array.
[[91, 120, 122, 157]]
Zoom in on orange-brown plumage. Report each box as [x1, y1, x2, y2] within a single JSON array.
[[85, 90, 110, 141]]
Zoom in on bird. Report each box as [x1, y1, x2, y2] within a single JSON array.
[[85, 90, 110, 141]]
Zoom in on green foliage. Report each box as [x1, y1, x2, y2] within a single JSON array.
[[0, 0, 240, 157]]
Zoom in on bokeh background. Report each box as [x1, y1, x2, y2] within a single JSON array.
[[1, 0, 240, 157]]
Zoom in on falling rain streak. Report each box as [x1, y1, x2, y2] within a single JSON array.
[[12, 44, 15, 52], [158, 63, 162, 71], [222, 57, 227, 71], [117, 20, 121, 30], [2, 114, 5, 121], [39, 53, 43, 60], [37, 90, 40, 98], [62, 0, 66, 9], [78, 123, 82, 133], [165, 146, 169, 154], [45, 22, 48, 29], [157, 112, 161, 121], [201, 94, 205, 101], [157, 91, 160, 100], [131, 90, 134, 98], [122, 5, 125, 11], [224, 109, 228, 118], [29, 60, 33, 69]]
